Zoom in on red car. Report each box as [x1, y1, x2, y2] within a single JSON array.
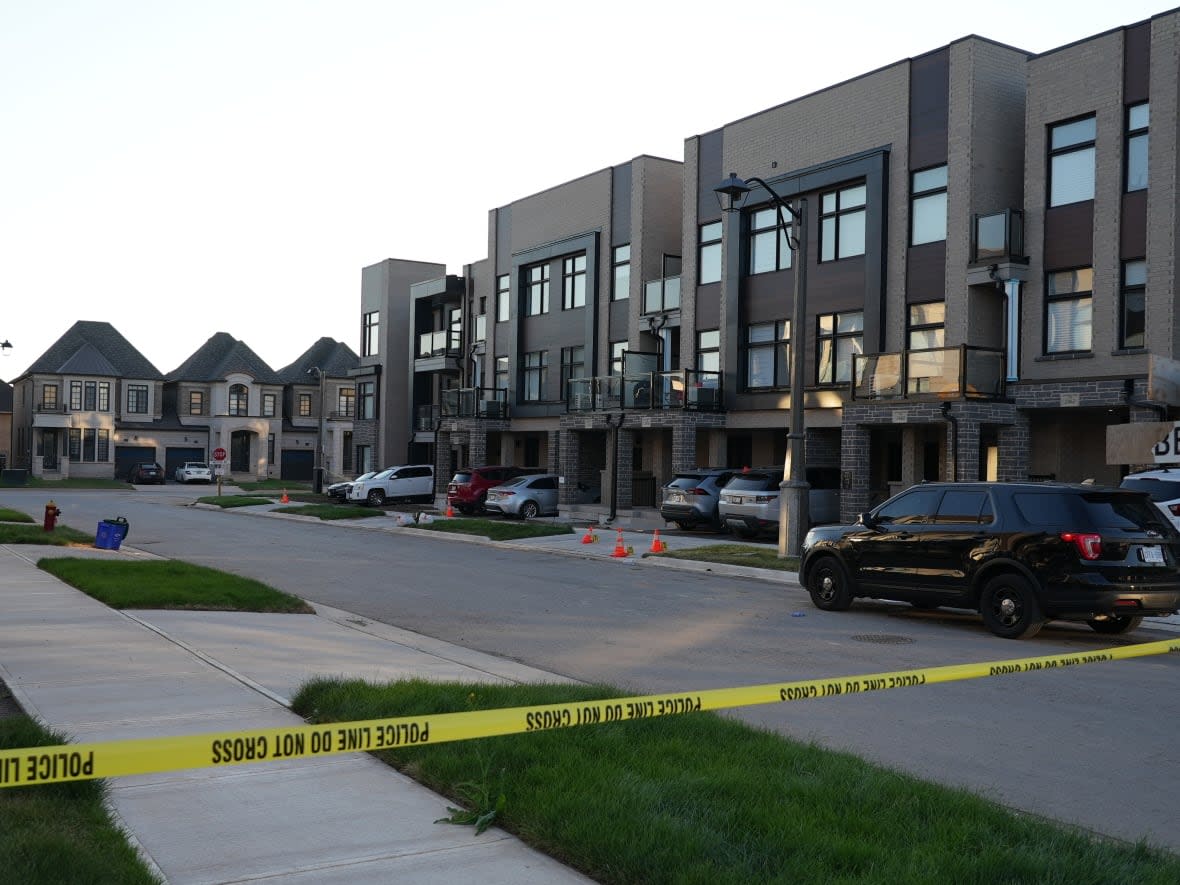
[[127, 462, 165, 484], [447, 466, 540, 514]]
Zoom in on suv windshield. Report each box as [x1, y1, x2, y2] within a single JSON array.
[[1120, 477, 1180, 501], [667, 476, 705, 490], [451, 472, 473, 484], [725, 474, 776, 492]]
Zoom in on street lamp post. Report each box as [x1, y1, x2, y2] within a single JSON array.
[[308, 367, 326, 494], [715, 172, 810, 557]]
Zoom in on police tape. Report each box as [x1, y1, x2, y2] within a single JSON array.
[[2, 636, 1177, 789]]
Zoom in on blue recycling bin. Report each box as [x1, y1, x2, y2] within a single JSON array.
[[95, 517, 130, 550]]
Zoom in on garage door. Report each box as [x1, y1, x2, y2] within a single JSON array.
[[280, 450, 314, 481], [115, 445, 157, 480], [165, 447, 206, 480]]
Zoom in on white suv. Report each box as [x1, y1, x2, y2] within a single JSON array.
[[348, 465, 434, 506], [1120, 468, 1180, 531]]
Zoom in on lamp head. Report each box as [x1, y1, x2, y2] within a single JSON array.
[[714, 173, 752, 213]]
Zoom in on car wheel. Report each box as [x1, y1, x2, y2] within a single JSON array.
[[519, 500, 539, 520], [1086, 615, 1143, 635], [674, 520, 691, 531], [729, 525, 756, 539], [457, 505, 473, 515], [366, 489, 386, 506], [807, 556, 853, 611], [980, 574, 1045, 639]]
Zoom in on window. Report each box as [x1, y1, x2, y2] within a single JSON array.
[[612, 245, 630, 300], [1045, 267, 1093, 354], [43, 384, 58, 410], [342, 431, 353, 472], [1049, 116, 1096, 207], [749, 207, 791, 274], [68, 428, 108, 463], [610, 341, 627, 376], [526, 263, 550, 316], [68, 428, 80, 462], [338, 387, 355, 417], [696, 330, 720, 374], [267, 433, 275, 463], [356, 444, 372, 474], [698, 222, 722, 284], [83, 381, 97, 411], [69, 381, 81, 410], [475, 313, 486, 342], [299, 393, 312, 417], [561, 346, 585, 399], [908, 301, 946, 350], [358, 381, 375, 419], [522, 351, 547, 401], [96, 429, 109, 462], [820, 183, 867, 261], [495, 356, 509, 391], [362, 311, 379, 357], [188, 390, 204, 415], [817, 311, 864, 384], [496, 274, 510, 322], [228, 384, 247, 416], [745, 321, 790, 389], [1120, 260, 1146, 349], [127, 384, 149, 414], [1126, 103, 1149, 192], [910, 166, 947, 245], [98, 382, 109, 412], [562, 254, 587, 309], [262, 393, 276, 417]]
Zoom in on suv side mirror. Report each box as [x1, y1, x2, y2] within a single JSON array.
[[857, 511, 875, 528]]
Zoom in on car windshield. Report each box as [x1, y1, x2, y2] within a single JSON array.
[[497, 477, 529, 489], [352, 472, 375, 483], [187, 463, 208, 469], [667, 476, 705, 490], [725, 474, 776, 492], [1120, 476, 1180, 502], [451, 472, 473, 483], [372, 469, 395, 480]]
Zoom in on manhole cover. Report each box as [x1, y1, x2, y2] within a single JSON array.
[[850, 634, 915, 645]]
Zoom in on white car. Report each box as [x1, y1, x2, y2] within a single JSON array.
[[175, 461, 213, 484], [1120, 468, 1180, 531], [347, 465, 434, 506]]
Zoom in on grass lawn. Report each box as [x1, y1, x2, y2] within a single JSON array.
[[272, 503, 384, 520], [196, 495, 275, 508], [0, 524, 95, 546], [21, 478, 130, 490], [654, 542, 799, 572], [0, 507, 35, 523], [38, 559, 313, 613], [293, 678, 1180, 885], [0, 717, 161, 884], [235, 479, 311, 492], [414, 517, 573, 541]]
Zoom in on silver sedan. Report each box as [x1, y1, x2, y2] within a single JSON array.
[[484, 473, 560, 519]]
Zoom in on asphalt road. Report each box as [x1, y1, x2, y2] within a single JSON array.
[[5, 485, 1180, 853]]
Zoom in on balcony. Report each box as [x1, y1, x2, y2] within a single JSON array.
[[852, 346, 1005, 401], [432, 387, 510, 422], [643, 276, 681, 315], [567, 369, 722, 412], [415, 329, 462, 374]]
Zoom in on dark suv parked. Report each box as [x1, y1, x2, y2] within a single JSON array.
[[447, 465, 540, 514], [800, 481, 1180, 639]]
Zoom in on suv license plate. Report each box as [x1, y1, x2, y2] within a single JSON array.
[[1141, 545, 1165, 564]]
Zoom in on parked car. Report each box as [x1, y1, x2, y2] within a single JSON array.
[[127, 462, 165, 484], [347, 465, 434, 506], [800, 481, 1180, 639], [660, 468, 737, 531], [717, 467, 842, 538], [174, 461, 212, 484], [447, 465, 541, 514], [1119, 467, 1180, 531], [484, 473, 560, 519], [328, 471, 375, 501]]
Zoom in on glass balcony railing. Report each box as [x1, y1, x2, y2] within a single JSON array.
[[566, 369, 722, 412], [416, 329, 462, 359], [972, 210, 1024, 264], [439, 387, 509, 419], [643, 276, 681, 314], [853, 346, 1005, 401]]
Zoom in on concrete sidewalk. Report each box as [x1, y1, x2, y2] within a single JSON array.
[[0, 543, 595, 885]]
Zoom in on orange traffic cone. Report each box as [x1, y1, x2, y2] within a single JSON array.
[[446, 503, 454, 518], [280, 489, 289, 504], [649, 529, 667, 553], [581, 525, 596, 544], [610, 529, 629, 558]]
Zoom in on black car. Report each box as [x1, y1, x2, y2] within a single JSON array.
[[800, 481, 1180, 639], [127, 462, 165, 484]]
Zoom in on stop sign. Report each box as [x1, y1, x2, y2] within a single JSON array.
[[212, 447, 227, 462]]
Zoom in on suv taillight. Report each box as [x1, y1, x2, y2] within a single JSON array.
[[754, 494, 776, 503], [691, 488, 709, 496], [1061, 532, 1103, 560], [1169, 504, 1180, 516]]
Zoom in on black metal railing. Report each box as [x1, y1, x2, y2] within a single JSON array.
[[852, 345, 1005, 401], [567, 369, 722, 412]]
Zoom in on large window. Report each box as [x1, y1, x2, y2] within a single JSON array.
[[338, 387, 355, 417], [526, 263, 550, 316], [299, 393, 312, 417], [612, 245, 630, 300], [189, 390, 204, 415], [1049, 116, 1096, 207], [83, 381, 97, 411], [1045, 267, 1093, 354], [522, 350, 548, 401], [560, 346, 585, 399], [749, 207, 791, 274], [227, 384, 247, 416], [908, 301, 946, 350], [910, 166, 947, 245], [1120, 260, 1146, 350], [342, 431, 353, 472], [1126, 103, 1149, 192], [43, 384, 58, 410], [262, 393, 276, 417], [69, 381, 81, 410], [496, 274, 510, 322], [698, 222, 722, 284], [495, 356, 509, 391], [362, 311, 379, 357], [696, 330, 720, 374], [820, 183, 867, 261], [562, 254, 587, 309], [358, 381, 375, 419], [68, 428, 109, 462], [98, 381, 109, 412], [127, 384, 149, 414], [745, 321, 790, 389], [817, 311, 864, 384], [610, 341, 627, 376]]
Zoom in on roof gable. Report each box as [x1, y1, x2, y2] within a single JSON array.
[[276, 337, 360, 383], [21, 321, 163, 380], [168, 332, 283, 384]]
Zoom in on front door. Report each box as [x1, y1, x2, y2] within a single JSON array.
[[230, 431, 252, 473], [41, 430, 59, 471]]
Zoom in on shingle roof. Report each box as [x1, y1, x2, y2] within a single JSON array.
[[275, 338, 360, 384], [167, 332, 284, 383], [0, 380, 12, 413], [20, 321, 163, 380]]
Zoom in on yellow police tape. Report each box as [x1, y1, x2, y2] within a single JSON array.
[[2, 636, 1177, 789]]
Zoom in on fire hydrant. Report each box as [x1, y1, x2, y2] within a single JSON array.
[[43, 500, 61, 532]]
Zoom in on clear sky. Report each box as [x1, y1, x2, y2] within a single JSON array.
[[1, 0, 1171, 380]]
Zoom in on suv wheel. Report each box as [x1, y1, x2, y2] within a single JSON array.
[[807, 556, 853, 611], [980, 574, 1045, 639], [1086, 615, 1143, 635], [366, 489, 386, 506], [519, 500, 539, 520]]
